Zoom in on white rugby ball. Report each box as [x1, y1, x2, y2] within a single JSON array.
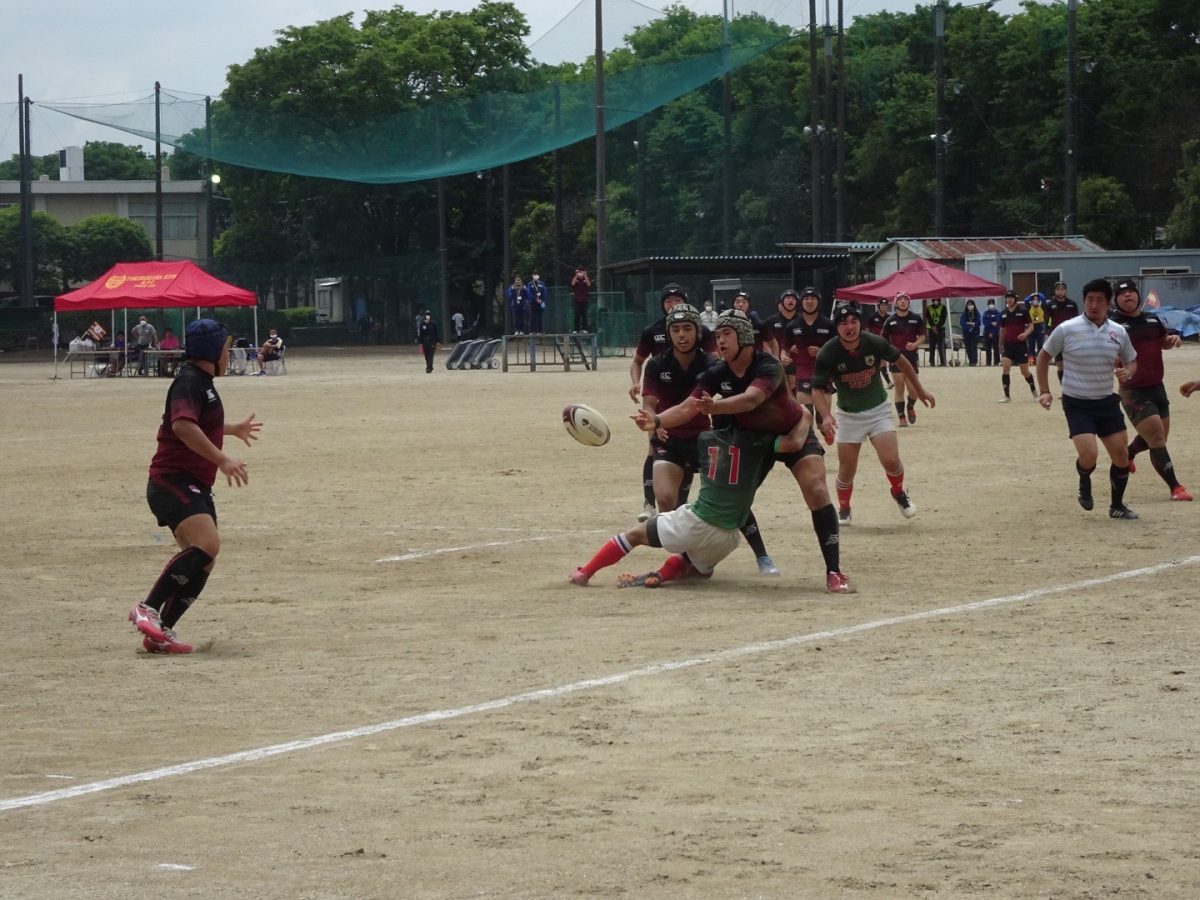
[[563, 403, 611, 447]]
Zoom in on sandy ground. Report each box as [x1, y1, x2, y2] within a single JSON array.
[[1, 343, 1198, 899]]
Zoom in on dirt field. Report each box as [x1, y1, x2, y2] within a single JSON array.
[[2, 344, 1198, 899]]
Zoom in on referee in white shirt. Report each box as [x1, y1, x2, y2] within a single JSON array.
[[1036, 277, 1139, 519]]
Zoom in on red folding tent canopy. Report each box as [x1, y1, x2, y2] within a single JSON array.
[[53, 261, 258, 378], [834, 258, 1006, 302], [54, 261, 256, 311]]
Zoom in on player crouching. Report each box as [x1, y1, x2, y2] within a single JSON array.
[[569, 405, 823, 590]]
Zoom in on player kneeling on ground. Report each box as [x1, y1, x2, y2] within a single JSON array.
[[569, 404, 813, 589]]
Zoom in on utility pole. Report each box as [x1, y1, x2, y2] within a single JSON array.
[[808, 0, 822, 242], [722, 0, 733, 253], [204, 96, 213, 266], [154, 82, 164, 260], [822, 0, 835, 242], [18, 76, 34, 306], [934, 1, 946, 236], [1064, 0, 1078, 234], [594, 0, 607, 293], [836, 0, 846, 241]]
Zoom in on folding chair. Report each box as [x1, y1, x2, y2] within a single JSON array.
[[263, 346, 287, 375]]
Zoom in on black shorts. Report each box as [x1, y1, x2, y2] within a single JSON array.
[[1002, 341, 1028, 364], [1119, 382, 1170, 425], [769, 427, 825, 471], [888, 349, 918, 374], [147, 474, 217, 531], [1062, 393, 1127, 439], [795, 377, 814, 395], [651, 434, 699, 472]]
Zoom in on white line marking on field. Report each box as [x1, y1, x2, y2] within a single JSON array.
[[376, 535, 562, 562], [3, 555, 1197, 815], [157, 864, 194, 871], [44, 775, 74, 780]]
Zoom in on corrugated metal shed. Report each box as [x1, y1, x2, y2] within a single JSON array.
[[877, 236, 1104, 263]]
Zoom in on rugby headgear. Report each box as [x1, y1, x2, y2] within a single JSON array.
[[185, 318, 228, 363], [893, 291, 911, 304], [778, 289, 800, 306], [1113, 277, 1142, 310], [665, 303, 702, 331], [714, 309, 756, 348], [799, 286, 821, 302], [660, 283, 688, 310], [833, 303, 862, 326]]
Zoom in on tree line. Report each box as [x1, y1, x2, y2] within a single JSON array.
[[3, 0, 1198, 332]]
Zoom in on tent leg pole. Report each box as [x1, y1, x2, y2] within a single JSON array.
[[254, 307, 259, 348]]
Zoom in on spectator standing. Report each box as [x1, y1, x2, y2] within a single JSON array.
[[700, 299, 718, 329], [417, 311, 440, 373], [451, 310, 465, 340], [924, 298, 948, 366], [1026, 293, 1047, 360], [982, 298, 1002, 366], [132, 315, 158, 375], [506, 275, 529, 335], [570, 267, 591, 333], [960, 300, 981, 367], [528, 272, 548, 333]]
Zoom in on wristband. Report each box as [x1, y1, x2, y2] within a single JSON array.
[[653, 414, 661, 429]]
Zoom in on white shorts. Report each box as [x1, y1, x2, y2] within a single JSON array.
[[836, 400, 897, 445], [652, 505, 740, 575]]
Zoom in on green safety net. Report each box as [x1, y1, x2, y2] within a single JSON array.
[[35, 30, 788, 185]]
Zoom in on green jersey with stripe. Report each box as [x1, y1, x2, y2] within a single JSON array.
[[688, 428, 775, 530], [812, 331, 900, 413]]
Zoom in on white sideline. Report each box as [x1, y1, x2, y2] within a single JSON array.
[[3, 555, 1197, 815]]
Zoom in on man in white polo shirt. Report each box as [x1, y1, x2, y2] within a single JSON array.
[[1036, 277, 1139, 519]]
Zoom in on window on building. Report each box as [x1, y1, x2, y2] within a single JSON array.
[[128, 199, 198, 240], [1140, 266, 1191, 276], [1012, 270, 1063, 298]]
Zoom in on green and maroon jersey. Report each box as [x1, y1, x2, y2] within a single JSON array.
[[812, 332, 900, 413], [689, 428, 775, 530]]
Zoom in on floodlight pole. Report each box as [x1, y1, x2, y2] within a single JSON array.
[[1064, 0, 1078, 234], [17, 75, 34, 306], [808, 0, 821, 242], [934, 1, 946, 236], [594, 0, 607, 294], [722, 0, 732, 253], [822, 0, 834, 242], [154, 82, 164, 261], [836, 0, 846, 241], [204, 96, 213, 266]]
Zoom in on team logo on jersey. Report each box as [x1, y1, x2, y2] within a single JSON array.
[[207, 389, 217, 402], [865, 355, 876, 367], [837, 363, 847, 372], [654, 334, 668, 343], [660, 371, 673, 382], [720, 381, 734, 393]]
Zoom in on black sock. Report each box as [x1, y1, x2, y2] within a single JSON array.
[[1128, 434, 1149, 459], [1077, 460, 1095, 499], [1110, 464, 1130, 508], [162, 570, 209, 629], [812, 504, 840, 574], [741, 510, 768, 558], [642, 457, 654, 505], [1149, 447, 1180, 489], [895, 401, 904, 417], [144, 546, 213, 616], [1002, 373, 1011, 397], [1025, 374, 1036, 394]]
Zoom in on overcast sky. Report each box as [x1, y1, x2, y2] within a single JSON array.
[[2, 0, 1027, 161]]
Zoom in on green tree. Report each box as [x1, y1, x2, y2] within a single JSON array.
[[81, 142, 156, 180], [1165, 140, 1200, 246], [63, 214, 153, 282], [1078, 174, 1145, 249], [0, 207, 67, 293]]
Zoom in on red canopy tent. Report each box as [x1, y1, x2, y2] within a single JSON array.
[[54, 262, 258, 377], [834, 258, 1006, 302]]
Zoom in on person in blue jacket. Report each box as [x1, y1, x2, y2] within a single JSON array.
[[506, 275, 531, 335], [960, 299, 981, 367], [982, 298, 1002, 366]]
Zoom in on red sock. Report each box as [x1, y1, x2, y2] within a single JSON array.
[[657, 554, 690, 583], [835, 479, 853, 510], [886, 469, 905, 495], [581, 536, 632, 576]]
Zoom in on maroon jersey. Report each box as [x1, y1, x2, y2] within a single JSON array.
[[865, 310, 888, 336], [1043, 297, 1079, 333], [643, 349, 712, 439], [781, 314, 836, 380], [695, 350, 804, 435], [762, 311, 799, 351], [636, 318, 716, 360], [148, 362, 225, 486], [881, 312, 925, 352], [999, 306, 1031, 344], [1111, 310, 1168, 387]]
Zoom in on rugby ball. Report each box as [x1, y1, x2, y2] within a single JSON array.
[[563, 403, 611, 447]]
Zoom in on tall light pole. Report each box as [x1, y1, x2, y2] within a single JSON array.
[[722, 0, 733, 252], [1064, 0, 1078, 234], [808, 0, 822, 242], [934, 0, 946, 236], [594, 0, 607, 293], [836, 0, 846, 241]]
